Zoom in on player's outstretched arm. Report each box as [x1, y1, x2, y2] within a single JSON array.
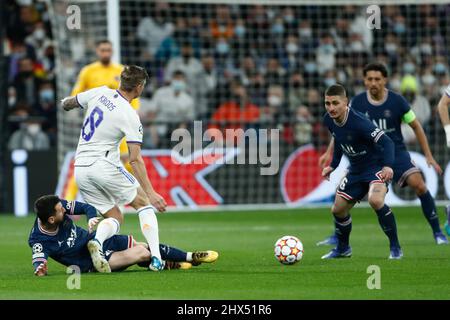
[[408, 119, 443, 175], [128, 143, 167, 212], [438, 93, 450, 148], [61, 96, 80, 111]]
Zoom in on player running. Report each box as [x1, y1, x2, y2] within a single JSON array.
[[436, 83, 450, 236], [29, 195, 219, 276], [61, 65, 168, 272], [318, 62, 448, 246], [321, 84, 402, 259]]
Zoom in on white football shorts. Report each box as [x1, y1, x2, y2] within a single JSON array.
[[74, 159, 139, 214]]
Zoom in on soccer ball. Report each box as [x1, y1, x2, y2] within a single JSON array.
[[274, 235, 304, 265]]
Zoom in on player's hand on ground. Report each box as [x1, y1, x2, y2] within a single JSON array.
[[88, 217, 100, 233], [322, 166, 334, 181], [34, 261, 48, 277], [318, 152, 331, 168], [148, 192, 167, 212], [426, 157, 443, 175], [380, 166, 394, 183]]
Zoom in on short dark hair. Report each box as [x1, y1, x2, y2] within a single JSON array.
[[120, 65, 149, 92], [95, 39, 112, 47], [172, 70, 185, 78], [34, 195, 60, 223], [363, 62, 388, 78], [325, 84, 347, 97]]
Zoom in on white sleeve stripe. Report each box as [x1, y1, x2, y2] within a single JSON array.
[[374, 131, 384, 143]]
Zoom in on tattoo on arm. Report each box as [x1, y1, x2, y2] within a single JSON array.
[[61, 96, 80, 111]]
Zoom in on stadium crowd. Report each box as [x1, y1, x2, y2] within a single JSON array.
[[5, 1, 450, 150]]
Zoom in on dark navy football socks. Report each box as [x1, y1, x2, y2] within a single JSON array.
[[333, 214, 352, 250], [159, 244, 188, 262], [418, 191, 442, 234], [375, 205, 400, 248]]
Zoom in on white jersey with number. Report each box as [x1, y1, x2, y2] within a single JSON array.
[[74, 86, 143, 167]]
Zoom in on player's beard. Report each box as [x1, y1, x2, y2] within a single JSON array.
[[100, 57, 111, 66]]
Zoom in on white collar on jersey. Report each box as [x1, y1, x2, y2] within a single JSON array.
[[366, 88, 388, 106], [333, 107, 350, 127], [37, 218, 59, 236]]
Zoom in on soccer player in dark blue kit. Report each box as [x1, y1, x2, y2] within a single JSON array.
[[318, 62, 448, 246], [321, 84, 402, 259], [29, 195, 219, 276]]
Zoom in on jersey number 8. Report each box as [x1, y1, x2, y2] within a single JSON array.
[[81, 106, 104, 141]]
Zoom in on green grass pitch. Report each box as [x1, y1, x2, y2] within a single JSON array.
[[0, 206, 449, 300]]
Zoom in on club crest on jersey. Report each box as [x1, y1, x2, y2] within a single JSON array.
[[383, 110, 392, 118]]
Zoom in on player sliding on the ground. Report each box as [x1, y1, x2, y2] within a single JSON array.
[[437, 83, 450, 236], [61, 65, 168, 272], [321, 84, 403, 259], [29, 195, 219, 276], [318, 62, 448, 246]]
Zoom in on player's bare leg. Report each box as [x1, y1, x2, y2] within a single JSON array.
[[405, 172, 448, 244], [368, 183, 402, 259], [321, 195, 354, 259], [129, 187, 164, 271]]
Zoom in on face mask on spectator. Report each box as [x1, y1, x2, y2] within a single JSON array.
[[284, 15, 294, 24], [420, 44, 432, 55], [434, 63, 447, 74], [34, 28, 46, 41], [350, 41, 364, 52], [286, 43, 298, 54], [40, 89, 54, 103], [234, 26, 245, 37], [403, 62, 415, 74], [27, 124, 41, 136], [17, 0, 32, 5], [268, 95, 282, 107], [304, 62, 317, 73], [385, 43, 397, 54], [393, 23, 406, 34], [216, 41, 229, 55], [272, 24, 284, 35], [299, 28, 312, 38], [321, 44, 334, 54], [324, 78, 336, 87], [422, 74, 436, 85], [172, 80, 186, 92]]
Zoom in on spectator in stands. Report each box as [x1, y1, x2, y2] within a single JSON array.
[[142, 70, 195, 148], [8, 115, 49, 151], [316, 33, 336, 74], [35, 80, 57, 145], [265, 58, 286, 87], [210, 5, 234, 40], [11, 57, 40, 106], [261, 85, 285, 124], [197, 54, 218, 120], [137, 2, 174, 58], [294, 106, 313, 146], [165, 41, 204, 99], [209, 80, 260, 145], [400, 75, 432, 144], [287, 71, 307, 114]]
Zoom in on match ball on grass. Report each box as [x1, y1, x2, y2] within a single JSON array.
[[274, 235, 304, 265]]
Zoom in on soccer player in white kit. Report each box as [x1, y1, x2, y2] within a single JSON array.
[[61, 65, 167, 272], [437, 84, 450, 236]]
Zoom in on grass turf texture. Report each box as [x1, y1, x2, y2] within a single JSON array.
[[0, 206, 449, 300]]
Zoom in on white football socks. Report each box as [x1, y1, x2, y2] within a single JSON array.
[[138, 206, 161, 260], [95, 217, 120, 247]]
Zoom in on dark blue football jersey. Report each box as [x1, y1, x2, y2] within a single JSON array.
[[350, 90, 411, 152], [28, 200, 98, 272], [324, 107, 394, 173]]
